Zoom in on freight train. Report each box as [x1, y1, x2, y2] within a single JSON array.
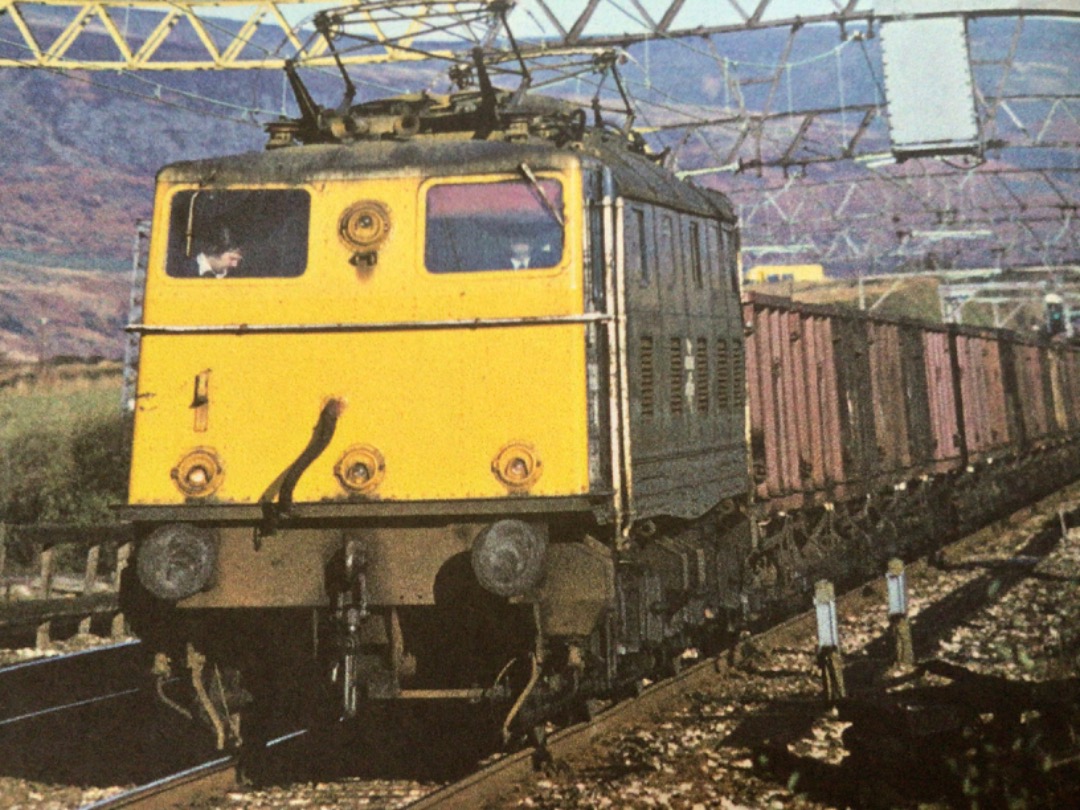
[[117, 49, 1080, 756]]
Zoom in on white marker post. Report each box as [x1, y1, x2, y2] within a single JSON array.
[[814, 580, 846, 701], [887, 558, 915, 666]]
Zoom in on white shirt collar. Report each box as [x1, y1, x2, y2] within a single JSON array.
[[197, 253, 227, 278]]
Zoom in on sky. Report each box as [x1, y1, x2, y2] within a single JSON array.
[[213, 0, 877, 38], [214, 1, 1075, 50]]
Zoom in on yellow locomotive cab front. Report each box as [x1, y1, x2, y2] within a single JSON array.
[[128, 154, 593, 511]]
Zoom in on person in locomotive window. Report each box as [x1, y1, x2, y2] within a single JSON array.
[[194, 227, 244, 278], [509, 237, 532, 270]]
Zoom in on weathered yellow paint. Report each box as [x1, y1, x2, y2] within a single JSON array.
[[128, 169, 592, 505]]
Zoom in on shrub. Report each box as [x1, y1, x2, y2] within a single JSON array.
[[0, 371, 129, 526]]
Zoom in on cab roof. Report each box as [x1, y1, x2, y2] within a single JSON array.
[[158, 131, 735, 223]]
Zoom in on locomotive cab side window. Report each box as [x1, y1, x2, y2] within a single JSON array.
[[425, 179, 564, 273], [721, 225, 740, 294], [658, 214, 677, 289], [165, 189, 310, 279], [689, 221, 703, 289], [706, 223, 722, 290], [625, 207, 650, 286]]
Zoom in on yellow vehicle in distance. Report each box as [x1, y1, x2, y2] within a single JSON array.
[[743, 263, 826, 285]]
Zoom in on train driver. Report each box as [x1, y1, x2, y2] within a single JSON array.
[[510, 238, 532, 270], [194, 227, 244, 279]]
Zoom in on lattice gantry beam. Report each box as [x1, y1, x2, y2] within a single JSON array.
[[2, 0, 1080, 71], [730, 165, 1080, 269], [529, 0, 1080, 48], [0, 0, 455, 69], [1, 1, 291, 69]]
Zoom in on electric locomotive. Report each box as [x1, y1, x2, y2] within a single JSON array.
[[119, 56, 749, 748]]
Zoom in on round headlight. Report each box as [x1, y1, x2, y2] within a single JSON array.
[[335, 445, 386, 494], [339, 201, 391, 251], [171, 448, 224, 498], [491, 442, 542, 491], [471, 520, 547, 598], [136, 523, 217, 601]]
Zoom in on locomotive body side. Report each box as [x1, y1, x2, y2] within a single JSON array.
[[620, 195, 746, 522]]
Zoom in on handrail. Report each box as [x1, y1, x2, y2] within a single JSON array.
[[126, 313, 611, 335]]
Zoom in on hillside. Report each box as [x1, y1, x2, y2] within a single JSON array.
[[0, 11, 1073, 359], [0, 67, 265, 359]]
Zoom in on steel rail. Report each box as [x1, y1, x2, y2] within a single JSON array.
[[1, 686, 141, 728], [0, 639, 139, 674], [0, 641, 145, 727], [83, 757, 237, 809], [84, 729, 309, 809]]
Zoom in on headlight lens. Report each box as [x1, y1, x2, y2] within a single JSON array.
[[471, 520, 547, 597], [136, 523, 217, 601], [171, 448, 224, 498]]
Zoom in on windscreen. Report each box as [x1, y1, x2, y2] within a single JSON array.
[[425, 179, 564, 273], [166, 189, 310, 279]]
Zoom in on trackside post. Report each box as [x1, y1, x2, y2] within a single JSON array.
[[814, 579, 846, 701], [887, 558, 915, 666]]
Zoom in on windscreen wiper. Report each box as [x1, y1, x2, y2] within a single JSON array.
[[518, 162, 564, 227]]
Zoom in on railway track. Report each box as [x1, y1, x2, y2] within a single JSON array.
[[0, 641, 225, 808], [0, 641, 143, 724], [84, 757, 236, 810], [83, 729, 309, 810], [3, 483, 1078, 809]]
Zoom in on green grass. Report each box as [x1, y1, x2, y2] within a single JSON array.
[[0, 369, 129, 526]]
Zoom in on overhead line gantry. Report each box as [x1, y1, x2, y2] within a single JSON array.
[[2, 0, 1079, 71]]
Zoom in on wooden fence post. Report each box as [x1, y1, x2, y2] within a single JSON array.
[[40, 544, 55, 599], [112, 542, 132, 638], [37, 543, 55, 649], [78, 543, 103, 634], [887, 558, 915, 667], [84, 543, 101, 594]]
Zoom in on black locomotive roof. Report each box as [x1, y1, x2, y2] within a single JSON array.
[[158, 132, 734, 222], [584, 132, 735, 223]]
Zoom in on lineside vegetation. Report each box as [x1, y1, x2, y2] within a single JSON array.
[[0, 360, 128, 527]]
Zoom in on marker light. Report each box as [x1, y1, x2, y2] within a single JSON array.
[[335, 445, 386, 494], [491, 442, 542, 492], [339, 201, 391, 251], [171, 448, 224, 498]]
